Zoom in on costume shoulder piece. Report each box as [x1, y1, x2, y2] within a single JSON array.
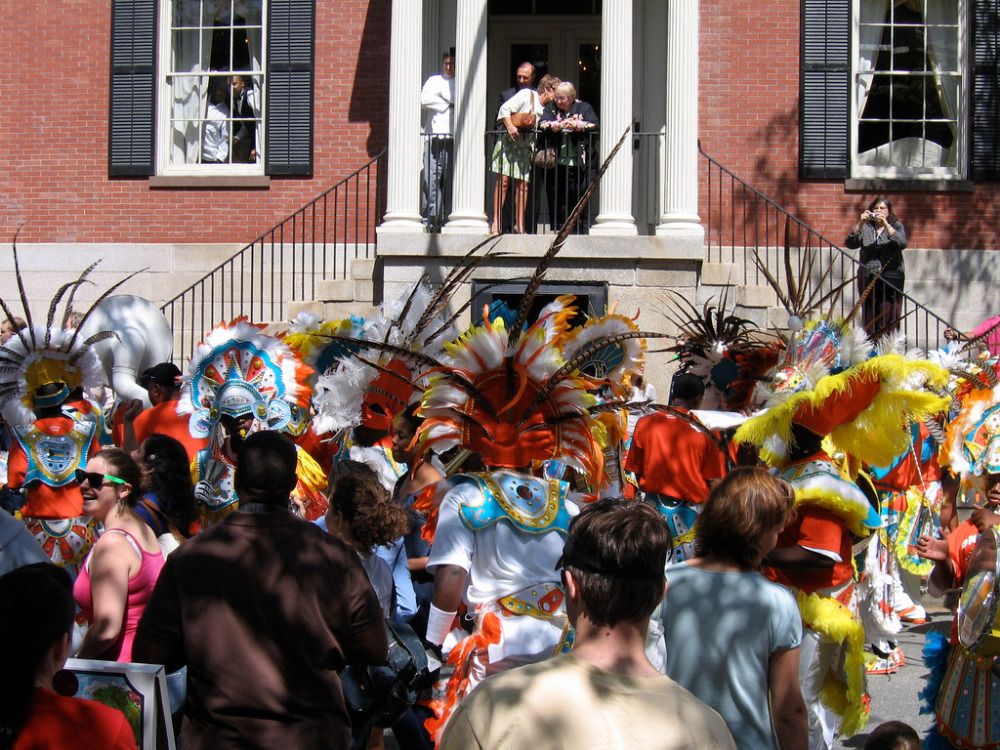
[[453, 471, 572, 535], [11, 420, 98, 488], [780, 457, 880, 535]]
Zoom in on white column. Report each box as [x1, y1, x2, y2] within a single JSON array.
[[590, 0, 637, 236], [379, 0, 424, 233], [442, 0, 490, 234], [656, 0, 704, 243]]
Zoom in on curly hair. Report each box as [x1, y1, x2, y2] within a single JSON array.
[[141, 434, 196, 536], [693, 466, 796, 570], [94, 447, 143, 507], [327, 461, 411, 552]]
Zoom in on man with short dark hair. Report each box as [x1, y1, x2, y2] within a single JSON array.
[[439, 499, 735, 750], [122, 362, 207, 461], [497, 61, 536, 109], [420, 49, 456, 228], [133, 430, 387, 749], [624, 372, 728, 562]]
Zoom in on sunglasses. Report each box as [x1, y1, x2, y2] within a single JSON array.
[[75, 469, 127, 489]]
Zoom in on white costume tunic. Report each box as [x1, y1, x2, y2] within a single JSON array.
[[428, 472, 580, 678]]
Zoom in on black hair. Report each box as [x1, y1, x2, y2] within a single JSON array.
[[395, 402, 424, 433], [867, 195, 898, 225], [141, 434, 196, 535], [234, 430, 297, 504], [0, 564, 75, 749], [669, 372, 705, 404]]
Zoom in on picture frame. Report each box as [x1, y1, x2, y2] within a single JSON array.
[[61, 658, 176, 750]]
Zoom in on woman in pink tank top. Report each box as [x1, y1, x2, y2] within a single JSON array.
[[72, 448, 165, 661]]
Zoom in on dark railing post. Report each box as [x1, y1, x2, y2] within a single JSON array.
[[697, 143, 955, 351], [160, 150, 386, 364]]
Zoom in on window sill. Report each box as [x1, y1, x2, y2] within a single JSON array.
[[149, 175, 271, 189], [845, 178, 974, 193]]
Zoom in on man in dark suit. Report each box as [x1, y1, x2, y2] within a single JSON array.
[[497, 62, 536, 111], [230, 74, 257, 163]]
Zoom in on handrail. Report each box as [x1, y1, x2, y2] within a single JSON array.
[[161, 150, 386, 362], [699, 142, 954, 352]]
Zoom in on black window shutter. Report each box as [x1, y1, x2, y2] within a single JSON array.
[[266, 0, 315, 176], [800, 0, 850, 179], [972, 0, 1000, 180], [108, 0, 156, 176]]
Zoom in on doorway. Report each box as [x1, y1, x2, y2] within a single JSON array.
[[488, 19, 601, 117]]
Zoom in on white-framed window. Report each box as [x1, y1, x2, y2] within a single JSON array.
[[852, 0, 966, 178], [158, 0, 266, 174], [851, 0, 968, 179]]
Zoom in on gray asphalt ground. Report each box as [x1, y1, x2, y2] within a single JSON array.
[[834, 596, 950, 748]]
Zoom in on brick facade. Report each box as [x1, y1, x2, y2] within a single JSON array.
[[699, 0, 1000, 253], [0, 0, 390, 245]]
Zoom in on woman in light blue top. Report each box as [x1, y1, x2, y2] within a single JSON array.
[[662, 467, 807, 750]]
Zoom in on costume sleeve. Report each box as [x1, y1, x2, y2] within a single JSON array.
[[622, 420, 645, 475], [948, 521, 979, 588], [792, 507, 848, 563], [6, 438, 26, 488], [426, 483, 478, 574]]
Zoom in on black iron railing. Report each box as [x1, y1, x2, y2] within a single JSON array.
[[483, 129, 599, 235], [161, 150, 386, 362], [700, 143, 954, 352]]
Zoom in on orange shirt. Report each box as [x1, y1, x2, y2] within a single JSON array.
[[764, 506, 854, 595], [623, 409, 726, 503], [132, 398, 208, 462]]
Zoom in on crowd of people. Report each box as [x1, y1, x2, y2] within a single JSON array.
[[2, 221, 1000, 750]]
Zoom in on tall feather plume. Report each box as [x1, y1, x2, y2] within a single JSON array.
[[59, 262, 100, 334], [382, 273, 432, 345], [10, 231, 36, 352], [424, 280, 509, 348], [507, 127, 632, 348], [522, 331, 673, 421], [412, 238, 506, 338], [65, 268, 145, 354]]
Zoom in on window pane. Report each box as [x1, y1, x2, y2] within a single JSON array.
[[164, 0, 264, 170], [853, 0, 963, 176]]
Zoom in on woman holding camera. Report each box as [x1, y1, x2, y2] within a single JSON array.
[[845, 196, 907, 337]]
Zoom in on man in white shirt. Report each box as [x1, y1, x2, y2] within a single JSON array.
[[202, 79, 230, 164], [420, 49, 455, 229]]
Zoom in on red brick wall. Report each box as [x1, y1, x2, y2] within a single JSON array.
[[0, 0, 390, 245], [699, 0, 1000, 252]]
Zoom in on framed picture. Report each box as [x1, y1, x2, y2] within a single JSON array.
[[61, 658, 176, 750]]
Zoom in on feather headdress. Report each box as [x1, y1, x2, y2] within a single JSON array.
[[289, 246, 502, 436], [177, 318, 313, 441], [660, 288, 781, 411], [0, 236, 139, 427]]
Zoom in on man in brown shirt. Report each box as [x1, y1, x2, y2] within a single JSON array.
[[133, 431, 387, 749]]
